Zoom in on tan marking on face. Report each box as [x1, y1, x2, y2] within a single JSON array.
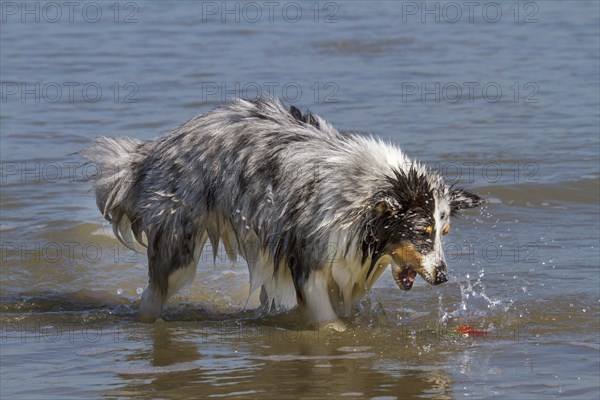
[[425, 226, 433, 235], [442, 225, 450, 235], [390, 243, 423, 270]]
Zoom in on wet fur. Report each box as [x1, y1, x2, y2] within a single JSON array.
[[81, 99, 482, 323]]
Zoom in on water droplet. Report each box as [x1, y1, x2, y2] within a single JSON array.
[[136, 287, 144, 295], [117, 288, 123, 295]]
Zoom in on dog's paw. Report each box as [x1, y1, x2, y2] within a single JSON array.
[[139, 315, 156, 323], [314, 320, 347, 332], [138, 313, 165, 323]]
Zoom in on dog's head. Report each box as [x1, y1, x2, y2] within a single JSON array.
[[363, 166, 483, 290]]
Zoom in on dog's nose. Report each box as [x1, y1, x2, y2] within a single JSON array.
[[435, 272, 448, 285], [434, 264, 448, 285]]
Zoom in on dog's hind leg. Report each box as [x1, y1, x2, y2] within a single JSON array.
[[169, 232, 206, 298], [139, 231, 206, 322]]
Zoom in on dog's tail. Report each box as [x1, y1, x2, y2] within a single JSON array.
[[80, 136, 146, 250]]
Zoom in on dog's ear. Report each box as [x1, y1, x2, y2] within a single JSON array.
[[290, 106, 302, 121], [450, 187, 483, 213], [374, 201, 390, 214], [372, 197, 400, 217]]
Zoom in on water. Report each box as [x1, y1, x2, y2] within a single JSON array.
[[1, 1, 599, 399]]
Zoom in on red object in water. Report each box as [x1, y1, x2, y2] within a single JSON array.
[[457, 325, 488, 336]]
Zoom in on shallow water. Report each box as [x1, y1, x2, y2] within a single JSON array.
[[1, 1, 599, 399]]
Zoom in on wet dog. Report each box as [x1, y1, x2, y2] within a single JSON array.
[[82, 98, 482, 324]]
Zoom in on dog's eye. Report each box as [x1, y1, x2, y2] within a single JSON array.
[[442, 226, 450, 235], [425, 226, 433, 235]]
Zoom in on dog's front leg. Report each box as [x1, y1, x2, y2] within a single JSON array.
[[139, 284, 167, 322], [298, 270, 347, 332]]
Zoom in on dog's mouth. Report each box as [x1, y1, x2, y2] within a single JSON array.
[[392, 264, 418, 291]]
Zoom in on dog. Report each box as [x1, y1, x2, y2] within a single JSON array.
[[81, 98, 482, 325]]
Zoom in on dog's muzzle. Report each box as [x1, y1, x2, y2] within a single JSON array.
[[387, 245, 449, 291], [392, 261, 448, 291]]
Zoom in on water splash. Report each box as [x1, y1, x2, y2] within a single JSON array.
[[439, 270, 509, 325], [439, 203, 514, 325]]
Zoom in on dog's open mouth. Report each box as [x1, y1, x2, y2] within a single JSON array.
[[392, 264, 418, 291]]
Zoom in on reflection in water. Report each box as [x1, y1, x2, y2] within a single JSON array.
[[103, 321, 454, 399], [155, 326, 198, 366]]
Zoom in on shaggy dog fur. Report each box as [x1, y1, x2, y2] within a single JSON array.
[[81, 98, 482, 324]]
